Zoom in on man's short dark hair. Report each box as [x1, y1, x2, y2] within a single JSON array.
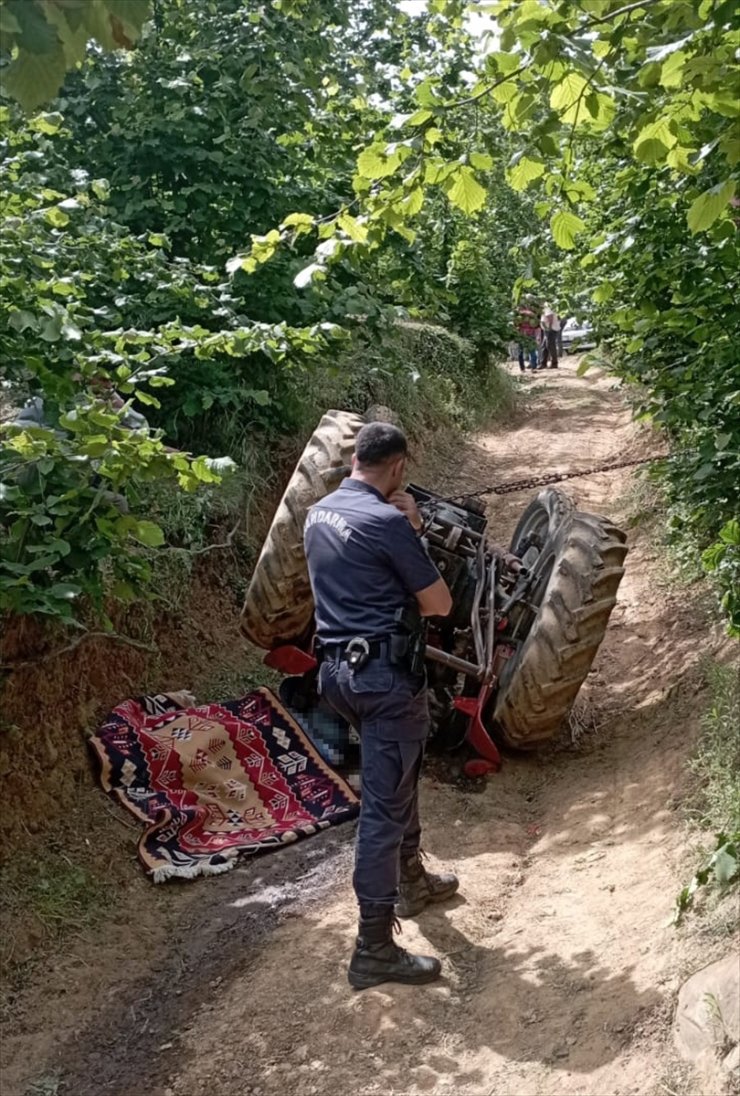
[[355, 421, 408, 466]]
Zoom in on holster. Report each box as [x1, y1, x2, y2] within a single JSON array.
[[391, 606, 427, 676]]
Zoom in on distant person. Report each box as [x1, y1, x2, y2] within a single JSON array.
[[9, 392, 148, 433], [540, 303, 560, 369], [515, 302, 541, 372]]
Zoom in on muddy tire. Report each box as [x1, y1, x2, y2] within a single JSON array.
[[240, 409, 365, 649], [492, 488, 628, 748]]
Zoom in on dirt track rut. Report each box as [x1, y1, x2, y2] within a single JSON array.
[[2, 358, 726, 1096]]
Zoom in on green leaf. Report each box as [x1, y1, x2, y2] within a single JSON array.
[[703, 91, 740, 119], [111, 581, 137, 602], [414, 79, 439, 108], [720, 135, 740, 167], [1, 46, 69, 112], [444, 167, 486, 215], [246, 389, 270, 407], [0, 7, 21, 35], [584, 92, 615, 132], [49, 583, 82, 600], [51, 280, 76, 297], [638, 61, 662, 89], [40, 315, 63, 342], [408, 108, 433, 126], [357, 144, 398, 180], [633, 118, 677, 164], [132, 520, 165, 548], [712, 845, 739, 886], [9, 310, 37, 333], [660, 50, 687, 89], [403, 187, 424, 215], [667, 146, 702, 175], [550, 209, 586, 250], [507, 155, 545, 191], [282, 212, 315, 228], [29, 111, 64, 135], [469, 151, 493, 171], [719, 519, 740, 545], [489, 52, 521, 76], [687, 179, 737, 233], [338, 212, 368, 243], [44, 206, 70, 229], [550, 72, 589, 126], [492, 81, 518, 104], [593, 282, 615, 303]]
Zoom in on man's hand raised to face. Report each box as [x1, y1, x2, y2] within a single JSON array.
[[388, 490, 423, 533]]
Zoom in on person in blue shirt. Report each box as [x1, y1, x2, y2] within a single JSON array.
[[305, 421, 457, 990]]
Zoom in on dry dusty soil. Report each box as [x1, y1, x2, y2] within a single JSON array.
[[1, 357, 737, 1096]]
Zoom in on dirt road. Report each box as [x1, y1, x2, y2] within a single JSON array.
[[2, 358, 729, 1096]]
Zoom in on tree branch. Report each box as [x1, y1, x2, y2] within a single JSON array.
[[444, 65, 527, 111], [189, 515, 242, 556], [585, 0, 663, 28], [1, 630, 157, 672], [558, 52, 611, 199], [445, 0, 662, 113]]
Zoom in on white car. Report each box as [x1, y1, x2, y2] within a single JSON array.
[[561, 317, 596, 353]]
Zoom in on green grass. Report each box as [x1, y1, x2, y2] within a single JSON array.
[[195, 646, 284, 704], [674, 660, 740, 923], [0, 851, 111, 969], [688, 661, 740, 834]]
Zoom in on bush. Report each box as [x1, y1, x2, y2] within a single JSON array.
[[323, 321, 519, 436], [674, 662, 740, 923]]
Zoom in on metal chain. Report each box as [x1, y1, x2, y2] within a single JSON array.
[[443, 453, 667, 503]]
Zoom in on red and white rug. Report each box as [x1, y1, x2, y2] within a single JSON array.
[[90, 687, 359, 882]]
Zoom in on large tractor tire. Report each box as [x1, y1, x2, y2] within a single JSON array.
[[240, 409, 365, 649], [492, 487, 628, 749]]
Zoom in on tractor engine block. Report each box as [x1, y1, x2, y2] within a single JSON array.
[[408, 486, 487, 632]]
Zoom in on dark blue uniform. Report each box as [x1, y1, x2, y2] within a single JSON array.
[[304, 478, 440, 914]]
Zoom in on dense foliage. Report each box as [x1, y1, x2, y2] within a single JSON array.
[[675, 661, 740, 922], [231, 0, 740, 630], [1, 0, 738, 633], [0, 0, 151, 110], [1, 0, 524, 626]]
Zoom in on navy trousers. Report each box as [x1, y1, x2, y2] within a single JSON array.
[[318, 655, 428, 914]]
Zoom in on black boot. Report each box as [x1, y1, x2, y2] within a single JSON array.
[[348, 910, 441, 990], [396, 851, 459, 919]]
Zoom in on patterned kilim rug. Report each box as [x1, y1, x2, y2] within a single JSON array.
[[90, 687, 359, 882]]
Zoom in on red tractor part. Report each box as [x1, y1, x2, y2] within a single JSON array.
[[264, 645, 318, 676], [464, 758, 497, 779], [453, 689, 502, 771]]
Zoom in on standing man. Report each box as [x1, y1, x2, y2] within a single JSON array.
[[540, 302, 561, 369], [515, 300, 541, 372], [304, 422, 457, 990]]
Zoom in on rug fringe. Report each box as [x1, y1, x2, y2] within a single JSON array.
[[151, 859, 237, 884]]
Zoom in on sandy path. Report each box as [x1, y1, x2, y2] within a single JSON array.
[[154, 361, 710, 1096], [2, 358, 725, 1096]]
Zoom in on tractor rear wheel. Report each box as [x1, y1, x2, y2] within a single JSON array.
[[492, 488, 628, 748], [240, 409, 365, 649]]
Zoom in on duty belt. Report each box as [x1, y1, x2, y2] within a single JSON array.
[[317, 637, 392, 665]]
